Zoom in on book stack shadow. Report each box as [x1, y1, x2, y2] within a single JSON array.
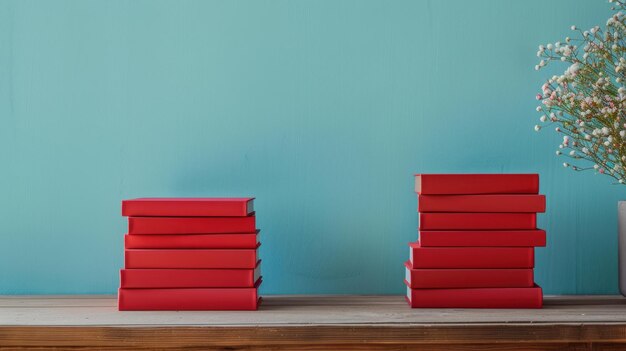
[[405, 174, 546, 308], [118, 198, 261, 311]]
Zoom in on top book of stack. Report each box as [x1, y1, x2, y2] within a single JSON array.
[[414, 174, 539, 195], [122, 198, 255, 217]]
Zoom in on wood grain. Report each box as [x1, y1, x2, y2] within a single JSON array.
[[2, 295, 626, 350]]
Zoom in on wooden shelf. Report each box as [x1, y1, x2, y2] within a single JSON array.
[[2, 295, 626, 350]]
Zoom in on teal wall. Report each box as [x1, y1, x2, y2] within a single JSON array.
[[0, 0, 622, 295]]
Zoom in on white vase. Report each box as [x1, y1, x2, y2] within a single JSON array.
[[619, 201, 626, 296]]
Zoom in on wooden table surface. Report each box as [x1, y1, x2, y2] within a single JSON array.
[[2, 295, 626, 350]]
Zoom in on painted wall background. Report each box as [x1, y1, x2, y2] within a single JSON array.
[[0, 0, 622, 294]]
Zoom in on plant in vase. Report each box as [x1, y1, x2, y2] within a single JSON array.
[[533, 0, 626, 295]]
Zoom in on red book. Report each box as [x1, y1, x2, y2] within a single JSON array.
[[122, 198, 254, 217], [419, 229, 546, 247], [414, 174, 539, 195], [120, 264, 261, 288], [118, 280, 262, 311], [125, 247, 260, 269], [405, 282, 543, 308], [419, 213, 536, 230], [418, 194, 546, 213], [128, 216, 256, 234], [125, 231, 260, 249], [404, 261, 533, 289], [409, 242, 534, 269]]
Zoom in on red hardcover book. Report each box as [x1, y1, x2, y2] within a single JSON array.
[[125, 247, 260, 269], [418, 194, 546, 213], [405, 282, 543, 308], [128, 216, 256, 234], [419, 213, 536, 230], [414, 174, 539, 195], [404, 261, 533, 289], [409, 242, 534, 269], [122, 198, 254, 217], [419, 229, 546, 247], [125, 231, 260, 249], [118, 279, 262, 311], [120, 263, 261, 288]]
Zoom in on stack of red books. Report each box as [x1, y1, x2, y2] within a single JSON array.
[[118, 198, 261, 311], [405, 174, 546, 308]]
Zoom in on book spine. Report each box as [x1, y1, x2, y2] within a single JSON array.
[[404, 264, 534, 289], [410, 245, 534, 269], [128, 216, 256, 234], [418, 230, 546, 247], [405, 284, 543, 308], [124, 232, 259, 249], [122, 199, 252, 217], [419, 213, 536, 230], [120, 268, 260, 288], [118, 287, 260, 311], [418, 194, 546, 213], [124, 249, 259, 269], [415, 174, 539, 195]]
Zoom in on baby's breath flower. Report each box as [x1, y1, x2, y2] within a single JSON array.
[[534, 1, 626, 185]]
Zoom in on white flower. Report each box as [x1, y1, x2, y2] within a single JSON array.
[[539, 60, 546, 67], [569, 150, 576, 156], [591, 27, 598, 34], [534, 125, 541, 132], [561, 57, 567, 61], [547, 43, 554, 50], [594, 164, 600, 169], [562, 47, 572, 56], [571, 25, 577, 30], [582, 147, 589, 154], [603, 127, 610, 135], [540, 115, 547, 122], [556, 150, 562, 155], [536, 106, 542, 112], [563, 163, 570, 167], [620, 130, 626, 138], [535, 65, 540, 71]]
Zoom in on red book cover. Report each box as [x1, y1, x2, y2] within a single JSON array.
[[122, 198, 254, 217], [118, 279, 262, 311], [418, 194, 546, 213], [405, 282, 543, 308], [419, 213, 536, 230], [125, 231, 260, 249], [409, 241, 534, 269], [120, 263, 261, 288], [128, 216, 256, 234], [414, 174, 539, 195], [125, 246, 260, 269], [419, 229, 546, 247], [404, 261, 533, 289]]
